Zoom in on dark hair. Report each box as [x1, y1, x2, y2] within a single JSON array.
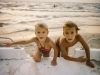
[[63, 21, 80, 31]]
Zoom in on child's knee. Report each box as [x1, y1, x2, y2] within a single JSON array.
[[32, 54, 41, 62], [34, 58, 41, 62]]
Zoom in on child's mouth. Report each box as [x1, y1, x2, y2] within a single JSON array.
[[40, 37, 44, 39], [68, 39, 72, 40]]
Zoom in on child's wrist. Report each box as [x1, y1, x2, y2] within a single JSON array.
[[53, 58, 57, 61]]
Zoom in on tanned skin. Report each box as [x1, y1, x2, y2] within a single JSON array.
[[56, 22, 94, 68]]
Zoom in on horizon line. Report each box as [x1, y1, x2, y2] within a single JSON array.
[[0, 0, 100, 3]]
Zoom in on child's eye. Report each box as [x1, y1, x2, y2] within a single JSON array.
[[66, 32, 68, 34], [37, 32, 40, 34], [43, 31, 45, 33], [71, 32, 74, 34]]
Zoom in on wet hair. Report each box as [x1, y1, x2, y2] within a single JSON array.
[[63, 21, 80, 31], [35, 22, 48, 31]]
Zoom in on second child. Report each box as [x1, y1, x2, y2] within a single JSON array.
[[55, 21, 94, 68]]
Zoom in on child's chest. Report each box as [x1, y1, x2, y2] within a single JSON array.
[[36, 42, 51, 49], [66, 39, 78, 47]]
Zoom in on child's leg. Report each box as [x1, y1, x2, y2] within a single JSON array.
[[32, 47, 42, 62], [43, 53, 49, 57]]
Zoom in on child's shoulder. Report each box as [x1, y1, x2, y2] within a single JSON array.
[[45, 37, 53, 45], [58, 36, 66, 43], [31, 37, 37, 39], [76, 34, 82, 38], [60, 35, 66, 40], [76, 34, 83, 40], [46, 37, 52, 42]]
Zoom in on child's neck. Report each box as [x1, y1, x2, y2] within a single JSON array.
[[39, 38, 47, 44]]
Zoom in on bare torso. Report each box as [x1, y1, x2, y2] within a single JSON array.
[[55, 34, 83, 56], [56, 35, 79, 48]]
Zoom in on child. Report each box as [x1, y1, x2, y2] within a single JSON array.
[[55, 21, 94, 68], [5, 22, 58, 66]]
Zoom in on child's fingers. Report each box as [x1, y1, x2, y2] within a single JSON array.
[[86, 61, 94, 68], [3, 43, 10, 47], [51, 62, 56, 66], [51, 61, 54, 65], [51, 61, 57, 66], [4, 43, 8, 45]]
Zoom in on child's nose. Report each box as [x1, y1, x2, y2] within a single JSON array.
[[39, 33, 43, 36], [68, 34, 72, 37]]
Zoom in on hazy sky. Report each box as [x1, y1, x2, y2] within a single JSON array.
[[0, 0, 100, 3]]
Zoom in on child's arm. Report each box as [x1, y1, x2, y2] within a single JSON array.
[[49, 39, 58, 66], [60, 45, 87, 62], [77, 34, 94, 68], [77, 34, 90, 61], [5, 37, 36, 47]]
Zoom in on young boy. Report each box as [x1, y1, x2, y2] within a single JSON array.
[[55, 21, 94, 68], [5, 22, 58, 66]]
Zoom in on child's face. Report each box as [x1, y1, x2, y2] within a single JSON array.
[[35, 26, 48, 41], [63, 27, 77, 43]]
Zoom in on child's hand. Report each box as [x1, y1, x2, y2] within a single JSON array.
[[4, 43, 12, 47], [51, 59, 57, 66], [86, 60, 94, 68], [77, 56, 87, 62]]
